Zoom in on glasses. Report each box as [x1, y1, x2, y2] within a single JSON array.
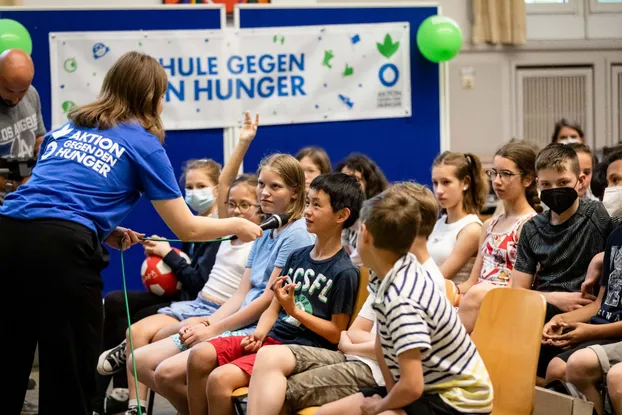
[[226, 201, 258, 213], [486, 169, 521, 181]]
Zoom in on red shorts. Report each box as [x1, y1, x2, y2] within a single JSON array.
[[208, 335, 282, 375]]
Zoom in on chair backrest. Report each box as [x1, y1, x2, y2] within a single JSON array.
[[349, 266, 370, 327], [444, 279, 458, 305], [470, 287, 546, 415]]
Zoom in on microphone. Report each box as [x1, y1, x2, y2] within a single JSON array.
[[229, 213, 289, 241]]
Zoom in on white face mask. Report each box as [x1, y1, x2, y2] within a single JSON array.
[[558, 138, 582, 145], [185, 187, 215, 214], [603, 186, 622, 217]]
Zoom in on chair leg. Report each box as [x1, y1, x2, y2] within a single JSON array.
[[233, 393, 247, 415], [147, 389, 155, 415]]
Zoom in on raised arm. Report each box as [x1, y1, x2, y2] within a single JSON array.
[[218, 111, 259, 219]]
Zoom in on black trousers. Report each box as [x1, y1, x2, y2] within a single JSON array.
[[0, 216, 109, 415], [94, 290, 171, 396]]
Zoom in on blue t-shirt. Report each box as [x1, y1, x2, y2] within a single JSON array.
[[0, 121, 181, 240], [241, 217, 315, 311]]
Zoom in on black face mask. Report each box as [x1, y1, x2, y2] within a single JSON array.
[[540, 187, 578, 215]]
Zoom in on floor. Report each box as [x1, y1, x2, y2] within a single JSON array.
[[26, 370, 178, 415]]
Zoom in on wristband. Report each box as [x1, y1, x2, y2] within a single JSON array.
[[201, 318, 211, 327]]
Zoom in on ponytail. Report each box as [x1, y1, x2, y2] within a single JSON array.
[[464, 153, 489, 214]]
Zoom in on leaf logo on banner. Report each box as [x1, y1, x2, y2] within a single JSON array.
[[343, 64, 354, 77], [377, 34, 400, 59], [64, 58, 77, 73], [62, 100, 76, 114]]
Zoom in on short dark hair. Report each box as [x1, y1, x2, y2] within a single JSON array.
[[536, 143, 580, 176], [310, 172, 365, 229], [551, 118, 584, 143], [336, 153, 389, 199], [359, 190, 420, 256]]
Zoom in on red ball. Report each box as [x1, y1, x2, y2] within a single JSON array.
[[141, 248, 191, 296]]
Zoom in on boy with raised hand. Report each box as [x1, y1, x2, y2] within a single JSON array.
[[185, 172, 364, 415], [335, 190, 492, 414], [510, 143, 621, 378]]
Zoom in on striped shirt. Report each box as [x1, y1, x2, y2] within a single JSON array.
[[370, 253, 493, 413]]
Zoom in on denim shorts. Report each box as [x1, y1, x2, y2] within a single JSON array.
[[157, 295, 221, 321]]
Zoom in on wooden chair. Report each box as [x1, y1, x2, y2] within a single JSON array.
[[444, 279, 458, 305], [232, 267, 370, 415], [470, 287, 546, 415]]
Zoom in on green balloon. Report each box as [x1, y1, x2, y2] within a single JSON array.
[[416, 15, 462, 63], [0, 19, 33, 55]]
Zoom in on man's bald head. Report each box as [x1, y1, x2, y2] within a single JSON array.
[[0, 49, 35, 107]]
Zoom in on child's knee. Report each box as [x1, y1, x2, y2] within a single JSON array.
[[255, 345, 294, 374], [154, 358, 185, 388], [188, 343, 218, 373], [607, 363, 622, 391], [546, 357, 567, 381], [566, 349, 602, 386], [206, 365, 237, 395]]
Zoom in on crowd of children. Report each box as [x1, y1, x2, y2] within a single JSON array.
[[93, 114, 622, 415]]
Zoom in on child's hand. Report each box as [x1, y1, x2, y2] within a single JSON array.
[[546, 322, 595, 350], [338, 331, 353, 354], [180, 323, 214, 348], [542, 315, 565, 343], [239, 110, 259, 143], [143, 235, 172, 258], [360, 395, 383, 415], [548, 292, 596, 312], [273, 276, 297, 316], [240, 332, 265, 352]]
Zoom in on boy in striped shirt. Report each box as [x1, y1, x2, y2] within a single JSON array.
[[355, 189, 493, 415]]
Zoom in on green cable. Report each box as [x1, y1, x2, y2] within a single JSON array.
[[120, 241, 144, 415], [119, 235, 228, 415]]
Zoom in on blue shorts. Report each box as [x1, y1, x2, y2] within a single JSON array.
[[158, 295, 221, 321], [171, 327, 256, 352]]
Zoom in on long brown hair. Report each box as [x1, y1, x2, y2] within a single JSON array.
[[258, 154, 306, 221], [432, 151, 488, 214], [68, 51, 168, 142], [495, 142, 543, 213]]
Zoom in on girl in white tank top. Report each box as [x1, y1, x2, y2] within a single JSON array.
[[428, 152, 489, 282]]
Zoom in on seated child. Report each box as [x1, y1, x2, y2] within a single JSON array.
[[294, 187, 493, 415], [130, 151, 314, 414], [336, 153, 389, 266], [185, 172, 364, 415], [541, 222, 622, 389], [510, 143, 621, 379], [456, 142, 540, 331], [244, 182, 444, 415], [565, 342, 621, 415], [428, 152, 487, 282]]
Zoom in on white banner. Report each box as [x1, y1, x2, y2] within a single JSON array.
[[49, 23, 411, 130]]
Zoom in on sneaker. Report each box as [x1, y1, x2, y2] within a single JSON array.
[[124, 406, 146, 415], [103, 388, 129, 414], [21, 398, 38, 415], [97, 340, 127, 375]]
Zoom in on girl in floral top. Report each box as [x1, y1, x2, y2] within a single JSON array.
[[457, 142, 542, 332]]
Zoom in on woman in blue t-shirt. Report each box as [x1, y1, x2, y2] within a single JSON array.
[[0, 51, 262, 415]]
